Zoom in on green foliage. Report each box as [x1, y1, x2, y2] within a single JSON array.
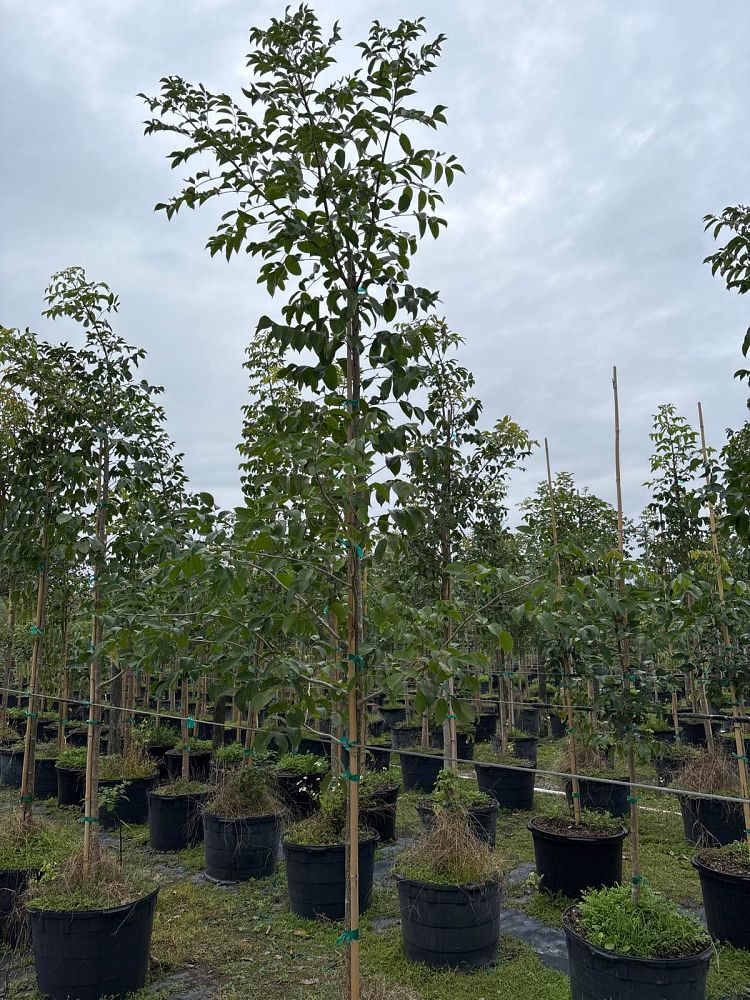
[[427, 768, 490, 810], [56, 747, 87, 769], [205, 764, 280, 819], [0, 815, 78, 873], [575, 883, 709, 959], [275, 752, 328, 776], [155, 778, 210, 797]]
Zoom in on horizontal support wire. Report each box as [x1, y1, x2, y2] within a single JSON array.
[[3, 685, 749, 808]]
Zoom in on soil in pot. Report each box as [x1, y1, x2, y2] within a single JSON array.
[[564, 775, 629, 818], [283, 834, 378, 920], [399, 749, 443, 792], [148, 783, 209, 851], [474, 759, 535, 810], [528, 815, 627, 897], [563, 887, 712, 1000], [692, 843, 750, 949]]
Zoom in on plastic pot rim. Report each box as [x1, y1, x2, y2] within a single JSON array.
[[562, 905, 713, 967], [282, 832, 379, 852], [691, 853, 750, 884], [203, 810, 282, 825], [395, 873, 501, 893], [27, 887, 159, 921], [527, 817, 628, 843]]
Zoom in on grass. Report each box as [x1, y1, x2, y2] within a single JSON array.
[[1, 763, 749, 1000]]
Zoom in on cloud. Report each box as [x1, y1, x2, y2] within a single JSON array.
[[1, 0, 748, 519]]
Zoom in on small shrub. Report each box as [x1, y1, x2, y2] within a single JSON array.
[[276, 752, 328, 776], [573, 883, 710, 958], [56, 747, 87, 770]]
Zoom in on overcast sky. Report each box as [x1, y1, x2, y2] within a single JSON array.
[[1, 0, 748, 522]]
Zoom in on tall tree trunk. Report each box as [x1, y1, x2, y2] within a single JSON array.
[[20, 543, 49, 824]]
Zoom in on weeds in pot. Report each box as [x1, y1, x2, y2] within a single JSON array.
[[155, 778, 210, 797], [214, 742, 245, 765], [0, 812, 77, 874], [133, 720, 178, 750], [394, 808, 505, 886], [676, 745, 739, 795], [571, 883, 709, 959], [695, 839, 750, 876], [99, 750, 158, 781], [426, 768, 490, 810], [276, 752, 329, 776], [27, 849, 155, 912], [285, 775, 373, 846], [205, 765, 280, 820], [56, 747, 87, 769]]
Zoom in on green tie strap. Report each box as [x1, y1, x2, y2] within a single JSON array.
[[341, 771, 361, 783], [336, 929, 360, 945]]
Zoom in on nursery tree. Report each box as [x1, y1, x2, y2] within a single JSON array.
[[142, 9, 461, 994], [43, 266, 183, 873]]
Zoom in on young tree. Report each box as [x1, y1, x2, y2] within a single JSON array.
[[142, 10, 461, 994]]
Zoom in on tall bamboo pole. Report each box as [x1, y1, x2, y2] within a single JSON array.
[[697, 401, 750, 853], [544, 440, 580, 822], [612, 368, 641, 902], [1, 596, 15, 731]]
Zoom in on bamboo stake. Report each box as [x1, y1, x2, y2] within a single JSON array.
[[612, 368, 641, 902], [544, 439, 580, 822], [181, 678, 190, 780], [58, 604, 69, 749], [20, 550, 49, 824], [697, 401, 750, 853]]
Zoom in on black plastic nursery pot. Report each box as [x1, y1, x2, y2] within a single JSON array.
[[391, 725, 423, 750], [692, 854, 750, 949], [0, 867, 37, 946], [365, 745, 392, 772], [475, 712, 497, 743], [0, 746, 22, 787], [679, 795, 744, 846], [203, 812, 282, 882], [564, 776, 629, 818], [562, 906, 712, 1000], [493, 733, 538, 764], [145, 742, 174, 779], [680, 716, 722, 747], [276, 770, 326, 820], [416, 800, 498, 847], [474, 761, 535, 810], [99, 774, 159, 829], [399, 751, 443, 793], [165, 748, 212, 782], [454, 731, 475, 762], [297, 737, 328, 758], [515, 706, 541, 736], [28, 888, 158, 1000], [148, 790, 208, 851], [33, 757, 59, 800], [396, 876, 501, 969], [283, 835, 377, 920], [380, 706, 406, 730], [56, 765, 85, 807], [361, 784, 400, 843], [650, 729, 678, 745], [549, 712, 567, 739], [528, 818, 627, 897]]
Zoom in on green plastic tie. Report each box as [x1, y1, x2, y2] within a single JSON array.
[[357, 286, 365, 295], [336, 929, 360, 945], [36, 562, 45, 574], [126, 717, 136, 724], [341, 771, 361, 783], [339, 736, 359, 751], [570, 791, 581, 799], [323, 604, 329, 615], [626, 795, 642, 804], [30, 625, 44, 635], [19, 795, 34, 803], [744, 829, 750, 835], [347, 653, 364, 667], [186, 716, 196, 732], [243, 748, 255, 758], [80, 816, 100, 823], [446, 714, 457, 721], [627, 674, 637, 682], [344, 398, 360, 410], [97, 500, 108, 509], [631, 874, 644, 885], [84, 719, 100, 726], [732, 753, 749, 762]]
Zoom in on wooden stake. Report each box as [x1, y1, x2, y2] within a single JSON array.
[[181, 677, 190, 780], [697, 401, 750, 853], [612, 368, 641, 902], [544, 439, 580, 822]]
